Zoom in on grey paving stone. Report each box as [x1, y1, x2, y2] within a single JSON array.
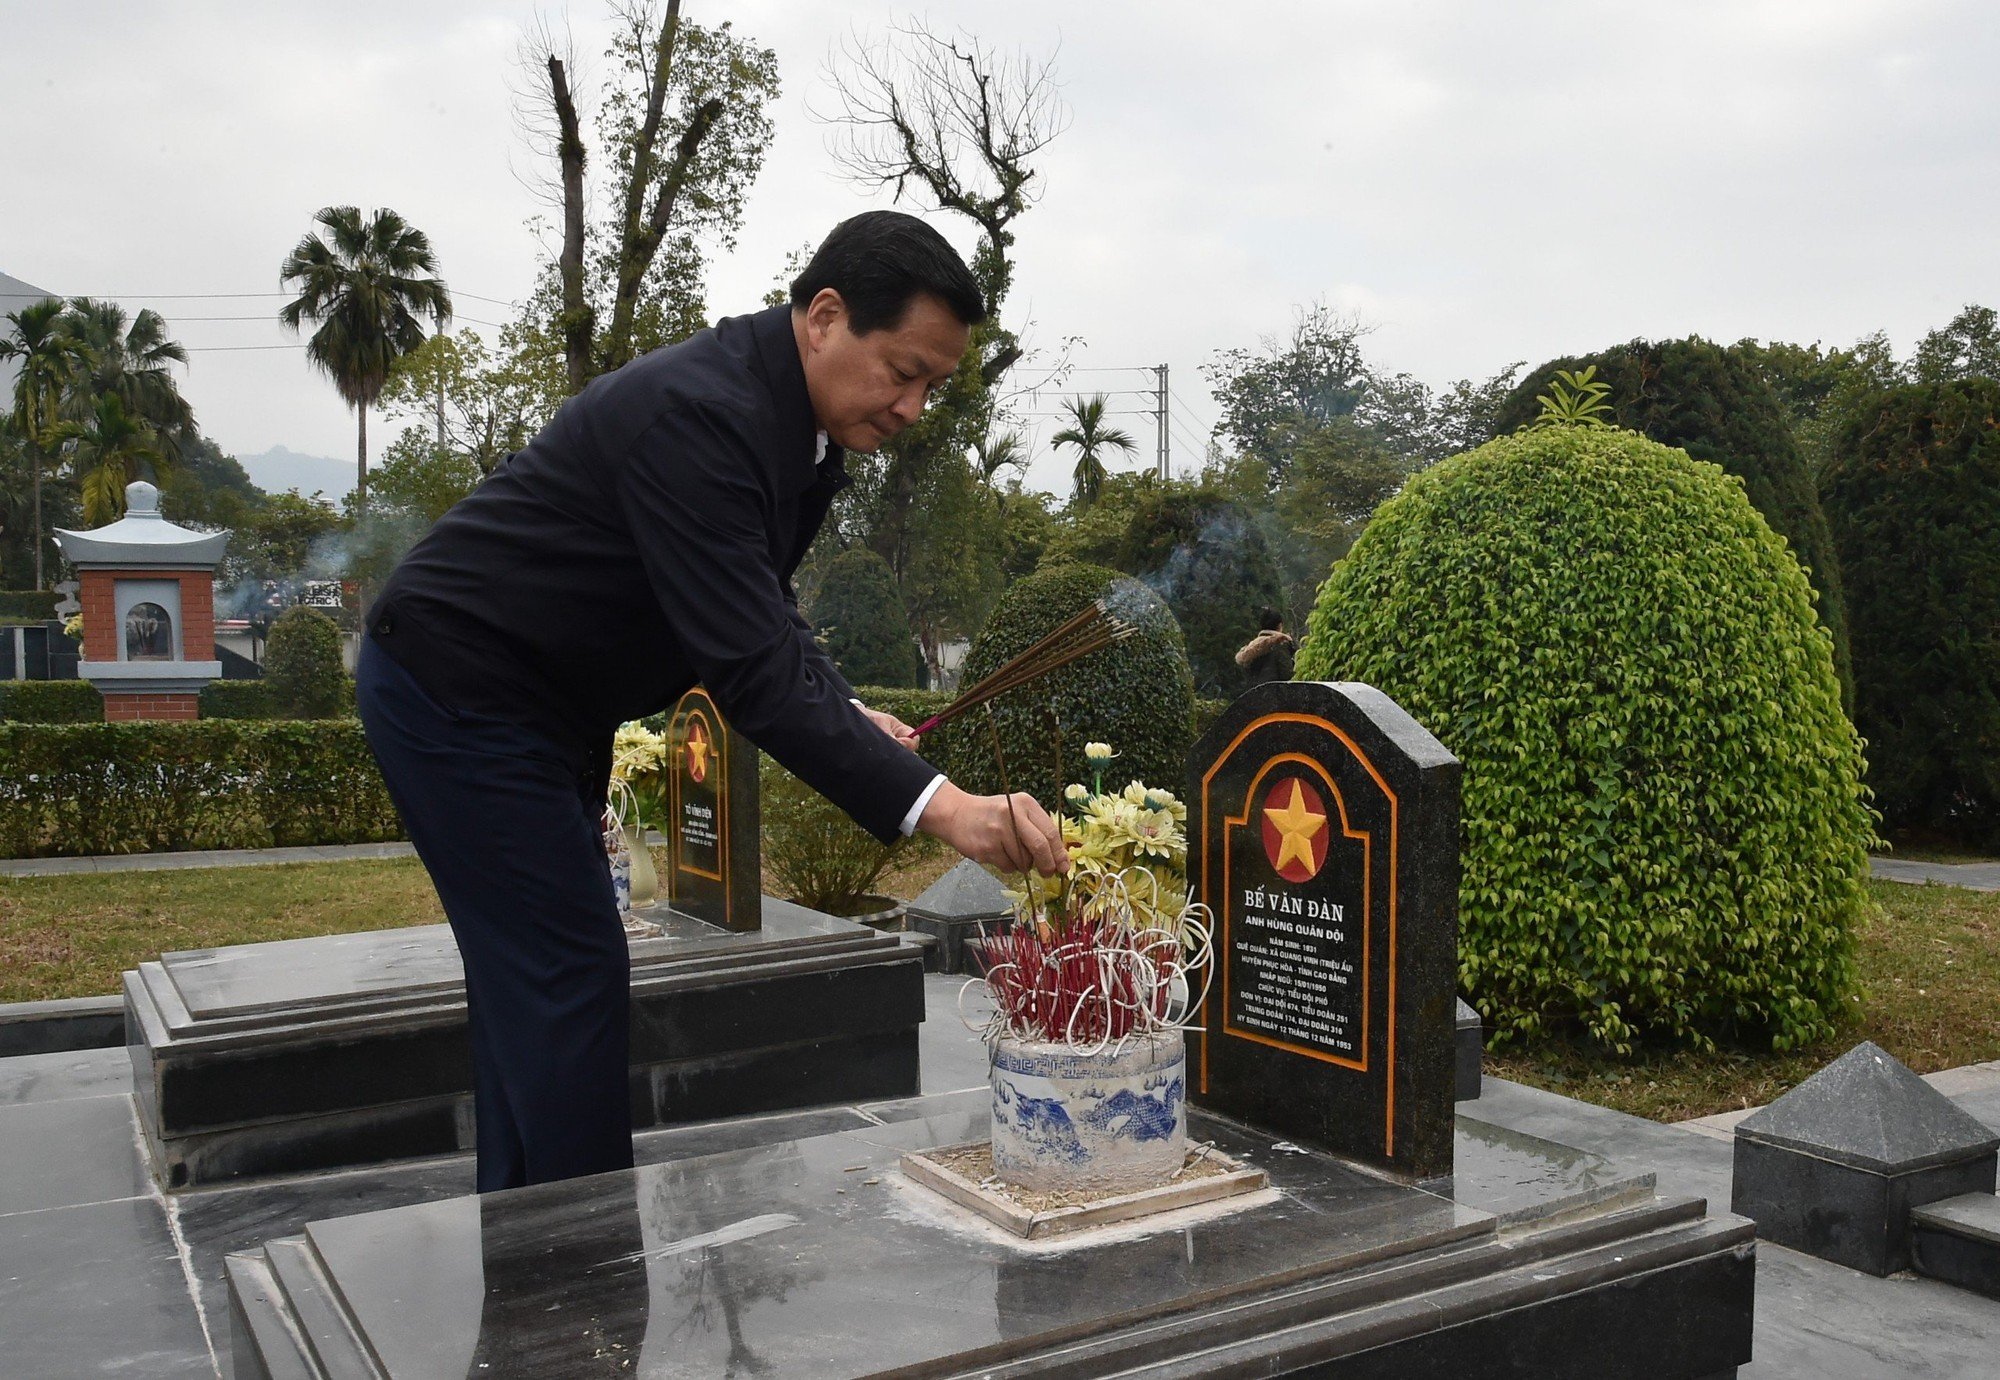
[[0, 1195, 214, 1379], [0, 1094, 151, 1214], [0, 1045, 133, 1107]]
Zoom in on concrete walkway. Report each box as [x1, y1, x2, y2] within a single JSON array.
[[0, 833, 666, 879], [0, 841, 417, 877], [1869, 855, 2000, 891]]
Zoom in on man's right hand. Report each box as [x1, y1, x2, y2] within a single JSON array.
[[918, 781, 1069, 877]]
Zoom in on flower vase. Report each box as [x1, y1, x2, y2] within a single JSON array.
[[623, 823, 657, 908]]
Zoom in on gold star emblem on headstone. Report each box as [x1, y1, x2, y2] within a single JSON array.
[[685, 721, 711, 783], [1265, 778, 1327, 875]]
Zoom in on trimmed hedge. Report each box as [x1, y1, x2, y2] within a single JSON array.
[[948, 563, 1195, 805], [0, 591, 59, 622], [0, 721, 401, 857], [199, 680, 284, 720], [1822, 379, 2000, 847], [1298, 424, 1872, 1052], [1494, 338, 1854, 708], [0, 680, 102, 723]]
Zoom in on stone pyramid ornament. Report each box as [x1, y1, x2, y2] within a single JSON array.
[[1732, 1041, 1999, 1274], [904, 859, 1013, 974]]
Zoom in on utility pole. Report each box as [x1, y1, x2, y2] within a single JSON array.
[[1153, 363, 1170, 479]]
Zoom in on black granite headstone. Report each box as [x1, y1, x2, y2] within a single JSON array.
[[664, 686, 760, 932], [1188, 680, 1461, 1181]]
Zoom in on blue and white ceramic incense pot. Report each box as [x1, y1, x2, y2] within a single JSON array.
[[989, 1029, 1187, 1193]]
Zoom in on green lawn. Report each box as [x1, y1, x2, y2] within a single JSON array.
[[1489, 880, 2000, 1121], [4, 859, 1994, 1126]]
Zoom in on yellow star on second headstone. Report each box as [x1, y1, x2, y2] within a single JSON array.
[[1266, 779, 1327, 875], [686, 724, 711, 780]]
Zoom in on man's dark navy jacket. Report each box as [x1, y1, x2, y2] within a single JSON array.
[[367, 305, 941, 843]]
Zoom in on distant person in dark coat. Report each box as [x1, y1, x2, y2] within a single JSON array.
[[356, 212, 1066, 1193], [1235, 607, 1296, 686]]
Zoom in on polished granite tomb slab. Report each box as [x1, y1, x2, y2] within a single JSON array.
[[128, 899, 925, 1188], [228, 1103, 1753, 1379]]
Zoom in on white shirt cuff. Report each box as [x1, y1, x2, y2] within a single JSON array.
[[900, 774, 948, 837]]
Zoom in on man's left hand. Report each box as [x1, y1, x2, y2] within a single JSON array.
[[857, 704, 921, 751]]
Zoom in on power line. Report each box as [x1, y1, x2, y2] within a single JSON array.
[[1, 288, 524, 308]]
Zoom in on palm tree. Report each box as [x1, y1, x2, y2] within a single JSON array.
[[974, 428, 1026, 496], [1051, 395, 1137, 508], [59, 299, 196, 461], [279, 207, 453, 510], [0, 299, 90, 587], [54, 395, 163, 524]]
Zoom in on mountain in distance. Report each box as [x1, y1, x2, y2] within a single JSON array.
[[238, 445, 353, 501]]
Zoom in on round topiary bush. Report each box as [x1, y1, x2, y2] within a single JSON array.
[[1494, 338, 1854, 709], [810, 547, 926, 690], [263, 606, 347, 719], [1822, 379, 2000, 848], [1297, 424, 1873, 1052], [944, 562, 1195, 806]]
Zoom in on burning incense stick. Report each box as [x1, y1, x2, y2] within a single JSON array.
[[909, 598, 1137, 738]]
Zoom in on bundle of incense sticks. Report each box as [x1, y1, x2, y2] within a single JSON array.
[[910, 599, 1137, 737]]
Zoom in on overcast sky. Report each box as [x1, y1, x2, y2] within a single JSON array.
[[4, 1, 1995, 497]]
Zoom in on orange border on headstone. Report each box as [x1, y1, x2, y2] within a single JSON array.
[[669, 691, 730, 914], [1199, 711, 1402, 1160]]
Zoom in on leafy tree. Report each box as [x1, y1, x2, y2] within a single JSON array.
[[522, 1, 779, 390], [1205, 301, 1521, 478], [54, 394, 163, 523], [1494, 338, 1854, 709], [377, 329, 547, 478], [221, 491, 343, 590], [367, 432, 484, 526], [279, 205, 454, 510], [1299, 425, 1872, 1053], [1052, 394, 1137, 507], [1911, 303, 2000, 385], [1735, 332, 1903, 481], [0, 298, 88, 587], [810, 547, 925, 688], [1821, 379, 2000, 848], [159, 434, 261, 531]]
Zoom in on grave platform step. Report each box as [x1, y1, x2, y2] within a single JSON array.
[[1911, 1191, 2000, 1299]]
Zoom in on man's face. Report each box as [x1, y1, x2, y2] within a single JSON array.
[[795, 289, 971, 453]]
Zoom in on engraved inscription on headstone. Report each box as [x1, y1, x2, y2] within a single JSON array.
[[665, 686, 761, 932], [1190, 681, 1461, 1180]]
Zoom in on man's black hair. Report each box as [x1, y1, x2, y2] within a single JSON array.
[[790, 210, 987, 334], [1258, 607, 1284, 631]]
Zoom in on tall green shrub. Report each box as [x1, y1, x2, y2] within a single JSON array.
[[1822, 379, 2000, 847], [1115, 486, 1287, 698], [759, 757, 906, 913], [810, 548, 926, 689], [263, 606, 346, 718], [947, 563, 1194, 806], [1297, 425, 1872, 1052], [1495, 338, 1854, 708]]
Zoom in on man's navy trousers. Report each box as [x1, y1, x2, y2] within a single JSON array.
[[356, 635, 634, 1193]]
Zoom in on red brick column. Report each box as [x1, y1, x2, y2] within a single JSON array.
[[177, 571, 215, 661], [103, 694, 200, 722], [79, 570, 120, 662]]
